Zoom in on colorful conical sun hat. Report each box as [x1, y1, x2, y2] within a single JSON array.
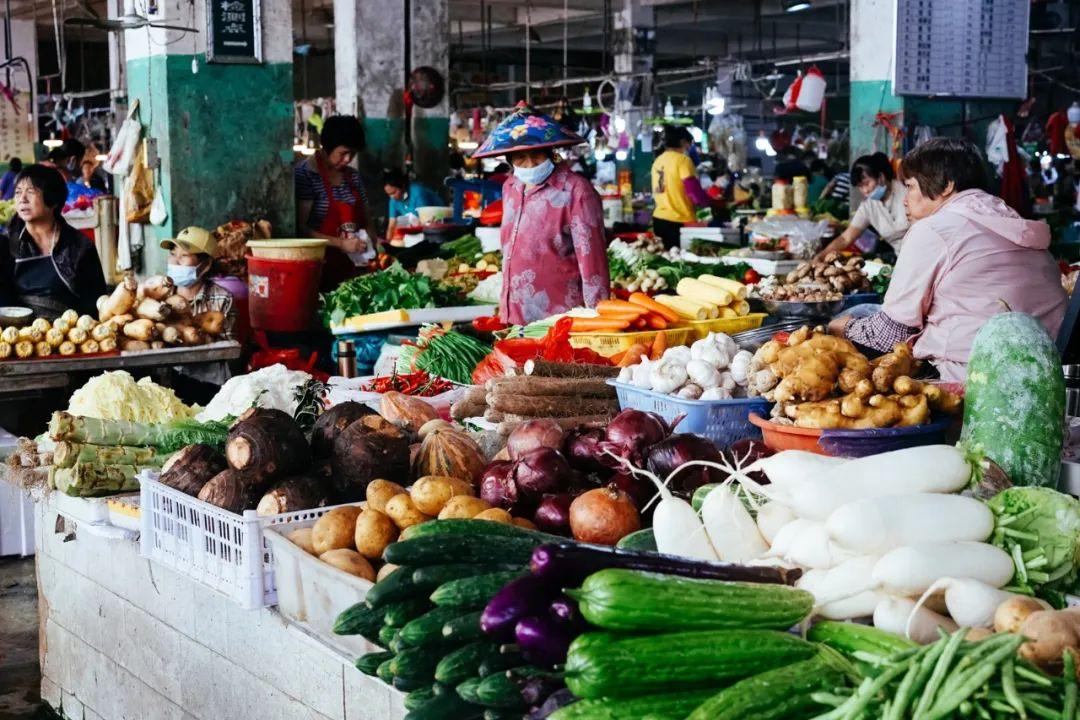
[[471, 101, 586, 159]]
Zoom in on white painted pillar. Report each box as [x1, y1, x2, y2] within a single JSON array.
[[849, 0, 903, 159]]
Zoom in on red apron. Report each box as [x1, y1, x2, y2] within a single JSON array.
[[315, 155, 365, 292]]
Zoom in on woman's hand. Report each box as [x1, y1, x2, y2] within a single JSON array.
[[337, 234, 366, 254], [828, 315, 853, 337]]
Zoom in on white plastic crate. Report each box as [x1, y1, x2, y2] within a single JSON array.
[[138, 471, 355, 610]]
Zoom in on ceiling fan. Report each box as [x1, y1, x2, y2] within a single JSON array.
[[65, 0, 197, 34]]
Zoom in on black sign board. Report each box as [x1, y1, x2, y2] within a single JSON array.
[[207, 0, 262, 64]]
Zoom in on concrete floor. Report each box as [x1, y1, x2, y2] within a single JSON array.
[[0, 557, 57, 720]]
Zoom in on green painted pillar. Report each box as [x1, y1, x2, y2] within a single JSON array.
[[124, 0, 294, 275]]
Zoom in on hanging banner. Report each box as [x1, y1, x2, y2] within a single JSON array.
[[207, 0, 262, 64], [0, 92, 35, 162]]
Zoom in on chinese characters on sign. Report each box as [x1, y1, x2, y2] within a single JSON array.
[[894, 0, 1028, 99], [207, 0, 261, 63], [0, 93, 34, 162]]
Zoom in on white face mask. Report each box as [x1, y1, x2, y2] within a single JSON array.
[[513, 159, 555, 185]]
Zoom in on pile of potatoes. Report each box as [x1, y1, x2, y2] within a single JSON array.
[[285, 476, 538, 581]]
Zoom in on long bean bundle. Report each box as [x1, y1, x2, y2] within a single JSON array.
[[399, 326, 491, 385]]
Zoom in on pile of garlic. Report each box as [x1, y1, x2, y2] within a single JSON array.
[[615, 332, 753, 399]]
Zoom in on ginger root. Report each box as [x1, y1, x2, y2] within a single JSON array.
[[892, 376, 963, 415], [756, 327, 871, 403], [871, 343, 919, 393]]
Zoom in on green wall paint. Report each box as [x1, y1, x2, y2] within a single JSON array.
[[360, 116, 449, 226], [850, 79, 905, 160], [127, 55, 294, 274]]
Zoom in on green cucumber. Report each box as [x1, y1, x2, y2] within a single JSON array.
[[441, 610, 485, 643], [615, 528, 657, 552], [389, 630, 409, 653], [391, 647, 441, 684], [404, 685, 440, 712], [385, 534, 540, 567], [393, 674, 429, 692], [376, 657, 395, 684], [412, 563, 522, 593], [550, 689, 719, 720], [430, 571, 526, 609], [334, 601, 386, 645], [475, 670, 526, 709], [366, 564, 419, 608], [565, 629, 816, 699], [401, 518, 556, 543], [807, 620, 916, 661], [962, 312, 1066, 487], [384, 597, 433, 627], [456, 677, 483, 704], [569, 569, 813, 632], [378, 624, 398, 647], [401, 606, 470, 647], [435, 642, 500, 686], [477, 649, 525, 678], [404, 692, 483, 720], [355, 650, 395, 677], [691, 484, 719, 513]]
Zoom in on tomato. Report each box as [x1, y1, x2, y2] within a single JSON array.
[[743, 268, 762, 285]]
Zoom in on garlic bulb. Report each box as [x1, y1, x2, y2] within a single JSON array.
[[649, 357, 689, 394], [729, 350, 753, 385], [700, 386, 734, 400], [631, 358, 654, 389], [717, 371, 738, 392], [677, 383, 703, 399], [662, 345, 692, 364], [686, 359, 721, 389], [617, 366, 634, 384]]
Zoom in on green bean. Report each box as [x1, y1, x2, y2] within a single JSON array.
[[810, 692, 851, 708], [1064, 651, 1077, 720], [974, 700, 993, 720], [886, 645, 934, 720], [1017, 665, 1056, 688], [915, 629, 970, 717], [839, 663, 910, 720], [927, 636, 1026, 720], [1001, 657, 1027, 718], [1024, 699, 1064, 720]]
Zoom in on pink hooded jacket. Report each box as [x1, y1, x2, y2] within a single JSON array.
[[883, 189, 1066, 382]]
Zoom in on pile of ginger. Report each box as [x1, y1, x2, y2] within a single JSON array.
[[747, 326, 962, 429]]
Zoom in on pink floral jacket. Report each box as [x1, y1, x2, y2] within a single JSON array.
[[499, 163, 611, 325]]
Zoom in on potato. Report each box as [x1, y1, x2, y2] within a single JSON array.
[[411, 476, 473, 516], [366, 479, 407, 514], [385, 493, 432, 529], [994, 595, 1051, 634], [287, 527, 317, 555], [438, 495, 492, 520], [311, 505, 362, 554], [512, 517, 538, 531], [1018, 610, 1080, 667], [319, 549, 375, 581], [354, 508, 398, 559], [376, 563, 400, 582], [474, 508, 514, 524]]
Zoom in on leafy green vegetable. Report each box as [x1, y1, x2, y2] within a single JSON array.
[[870, 265, 893, 297], [397, 326, 491, 385], [987, 486, 1080, 606], [320, 262, 461, 326], [438, 235, 482, 259]]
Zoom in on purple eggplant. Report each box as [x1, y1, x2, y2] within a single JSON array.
[[528, 689, 577, 720], [520, 676, 566, 707], [481, 575, 558, 640], [549, 595, 588, 632], [530, 542, 802, 587], [514, 615, 575, 667]]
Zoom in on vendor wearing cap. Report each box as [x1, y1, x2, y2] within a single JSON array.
[[161, 227, 237, 401], [472, 102, 609, 325]]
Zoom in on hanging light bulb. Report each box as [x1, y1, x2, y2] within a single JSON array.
[[292, 137, 307, 153], [663, 98, 674, 119], [43, 132, 63, 149], [595, 147, 609, 161], [583, 89, 593, 112], [754, 131, 775, 157], [613, 115, 626, 134], [615, 149, 628, 161]]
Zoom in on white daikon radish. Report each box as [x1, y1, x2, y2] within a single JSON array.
[[700, 485, 768, 562], [743, 451, 844, 490], [875, 596, 958, 644], [638, 469, 719, 562], [769, 445, 972, 521], [756, 502, 796, 544], [872, 541, 1014, 596], [766, 518, 854, 569], [826, 493, 994, 554], [796, 555, 880, 607], [820, 591, 887, 620], [908, 578, 1016, 632]]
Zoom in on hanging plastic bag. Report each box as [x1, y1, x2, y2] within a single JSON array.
[[149, 168, 168, 226], [103, 116, 141, 176], [125, 142, 154, 223], [985, 116, 1009, 175]]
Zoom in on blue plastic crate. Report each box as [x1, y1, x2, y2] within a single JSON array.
[[608, 380, 770, 448]]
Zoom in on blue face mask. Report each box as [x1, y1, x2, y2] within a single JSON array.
[[167, 263, 201, 288], [513, 159, 555, 185], [867, 184, 887, 201]]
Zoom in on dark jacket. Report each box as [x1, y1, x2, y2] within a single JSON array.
[[0, 217, 107, 317]]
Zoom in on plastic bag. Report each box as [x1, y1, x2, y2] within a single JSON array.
[[103, 116, 141, 176], [125, 142, 154, 224]]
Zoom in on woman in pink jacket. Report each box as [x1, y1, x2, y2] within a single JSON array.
[[831, 137, 1066, 382]]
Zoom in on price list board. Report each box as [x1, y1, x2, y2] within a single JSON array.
[[207, 0, 262, 64], [894, 0, 1028, 99]]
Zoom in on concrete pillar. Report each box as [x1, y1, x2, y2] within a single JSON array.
[[106, 0, 125, 110], [124, 0, 294, 274], [613, 0, 654, 192]]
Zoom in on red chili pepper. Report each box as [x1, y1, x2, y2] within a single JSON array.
[[743, 268, 762, 285], [472, 315, 507, 332]]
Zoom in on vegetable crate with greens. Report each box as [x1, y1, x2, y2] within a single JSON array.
[[321, 263, 463, 327]]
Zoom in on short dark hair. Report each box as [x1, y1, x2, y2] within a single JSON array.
[[15, 165, 68, 217], [850, 152, 895, 186], [47, 148, 67, 164], [900, 137, 988, 199], [810, 158, 828, 174], [61, 139, 85, 162], [8, 157, 22, 171], [663, 125, 693, 149], [320, 115, 365, 154], [381, 167, 407, 189]]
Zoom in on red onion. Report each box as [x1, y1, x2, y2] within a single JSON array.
[[723, 439, 775, 485], [569, 487, 641, 545], [513, 448, 572, 500], [562, 426, 607, 473], [507, 419, 566, 461], [479, 461, 518, 509], [609, 471, 654, 511], [604, 409, 669, 463], [645, 433, 725, 496], [533, 493, 573, 534]]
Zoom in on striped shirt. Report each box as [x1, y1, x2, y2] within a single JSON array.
[[830, 172, 851, 201], [294, 160, 369, 231]]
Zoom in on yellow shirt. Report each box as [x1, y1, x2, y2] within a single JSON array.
[[651, 150, 697, 223]]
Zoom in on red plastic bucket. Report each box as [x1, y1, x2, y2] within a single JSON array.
[[246, 256, 324, 332]]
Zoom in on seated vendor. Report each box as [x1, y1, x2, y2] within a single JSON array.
[[830, 138, 1067, 382], [383, 167, 442, 240], [0, 164, 105, 319], [816, 153, 909, 260]]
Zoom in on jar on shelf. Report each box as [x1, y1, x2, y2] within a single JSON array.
[[771, 179, 790, 211], [793, 175, 809, 210]]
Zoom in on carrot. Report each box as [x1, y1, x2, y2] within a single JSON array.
[[570, 317, 630, 333], [596, 308, 645, 322], [610, 350, 627, 365], [644, 313, 668, 330], [597, 299, 648, 316], [650, 331, 667, 360], [632, 317, 647, 329], [618, 344, 649, 367], [628, 292, 680, 323]]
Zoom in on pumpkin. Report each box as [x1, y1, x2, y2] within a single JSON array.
[[379, 392, 439, 434], [413, 428, 486, 486]]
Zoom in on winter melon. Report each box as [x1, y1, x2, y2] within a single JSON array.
[[961, 312, 1064, 487]]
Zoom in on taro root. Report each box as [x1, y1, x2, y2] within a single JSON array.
[[159, 443, 227, 497], [225, 408, 310, 484]]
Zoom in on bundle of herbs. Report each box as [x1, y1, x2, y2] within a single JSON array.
[[320, 262, 462, 326]]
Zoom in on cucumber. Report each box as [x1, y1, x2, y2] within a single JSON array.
[[430, 571, 526, 609], [435, 642, 500, 685], [441, 610, 485, 643], [475, 670, 526, 709], [456, 677, 483, 704], [401, 518, 556, 543], [355, 650, 395, 677], [615, 528, 657, 552], [413, 563, 522, 593], [404, 685, 440, 712], [378, 624, 398, 647], [477, 649, 525, 678], [386, 534, 541, 567], [401, 606, 470, 647], [565, 629, 816, 699], [391, 646, 441, 684], [393, 674, 429, 692], [404, 692, 483, 720], [962, 311, 1066, 487], [807, 620, 916, 661], [334, 601, 386, 645], [569, 569, 813, 632], [691, 484, 719, 513], [685, 652, 851, 720], [384, 597, 433, 628], [376, 657, 395, 684], [366, 564, 419, 608], [389, 630, 409, 653], [549, 689, 718, 720]]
